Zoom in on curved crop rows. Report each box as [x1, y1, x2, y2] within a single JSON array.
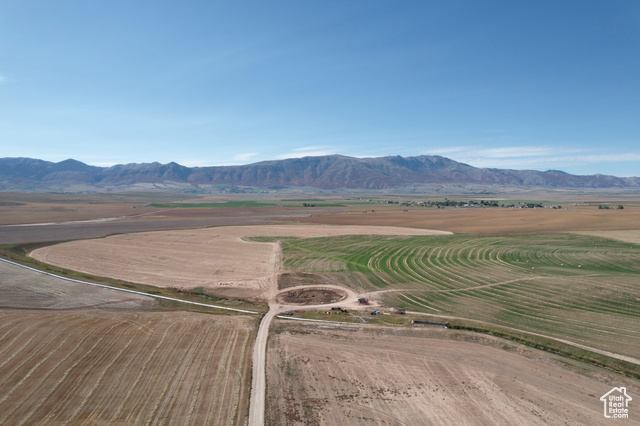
[[0, 311, 255, 426], [282, 233, 640, 358]]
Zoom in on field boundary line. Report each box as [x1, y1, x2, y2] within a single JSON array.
[[0, 258, 258, 314], [404, 310, 640, 366], [275, 315, 376, 325], [276, 312, 640, 366]]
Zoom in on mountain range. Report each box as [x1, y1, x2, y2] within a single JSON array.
[[1, 155, 639, 192]]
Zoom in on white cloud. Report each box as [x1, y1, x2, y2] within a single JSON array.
[[0, 74, 7, 85], [91, 162, 118, 167], [276, 146, 339, 159], [176, 160, 215, 167], [480, 146, 577, 159], [233, 152, 259, 162], [424, 145, 640, 171], [576, 153, 640, 163]]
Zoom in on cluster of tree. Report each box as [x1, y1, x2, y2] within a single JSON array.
[[378, 199, 569, 209], [598, 205, 624, 209], [383, 199, 502, 208]]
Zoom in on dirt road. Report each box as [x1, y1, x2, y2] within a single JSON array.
[[247, 239, 640, 425], [247, 227, 441, 426], [248, 309, 278, 426], [248, 242, 281, 426]]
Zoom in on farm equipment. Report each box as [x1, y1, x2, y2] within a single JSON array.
[[357, 297, 369, 305], [393, 308, 405, 315], [370, 310, 381, 315]]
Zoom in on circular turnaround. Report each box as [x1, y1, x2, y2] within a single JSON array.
[[276, 287, 348, 306]]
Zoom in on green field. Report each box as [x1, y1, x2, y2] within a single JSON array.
[[281, 233, 640, 359]]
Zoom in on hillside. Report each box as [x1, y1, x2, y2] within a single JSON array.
[[1, 155, 638, 192]]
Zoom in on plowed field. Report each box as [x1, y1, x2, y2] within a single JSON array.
[[0, 311, 256, 425], [0, 259, 156, 310], [267, 323, 629, 425], [295, 205, 640, 234], [29, 225, 448, 299]]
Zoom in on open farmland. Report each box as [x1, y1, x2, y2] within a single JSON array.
[[5, 193, 640, 424], [29, 225, 448, 299], [574, 230, 640, 245], [0, 310, 256, 425], [0, 254, 257, 425], [0, 259, 156, 310], [295, 204, 640, 234], [0, 192, 163, 226], [280, 232, 640, 359], [267, 323, 628, 426], [0, 192, 346, 244]]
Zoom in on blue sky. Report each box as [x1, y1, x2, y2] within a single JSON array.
[[1, 1, 639, 176]]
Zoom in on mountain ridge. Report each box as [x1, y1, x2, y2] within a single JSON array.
[[1, 155, 638, 192]]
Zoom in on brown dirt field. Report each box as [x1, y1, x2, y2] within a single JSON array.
[[0, 192, 341, 244], [0, 215, 280, 245], [294, 206, 640, 234], [267, 323, 636, 425], [573, 230, 640, 245], [276, 287, 347, 305], [29, 225, 449, 299], [0, 260, 156, 311], [0, 192, 315, 244], [0, 193, 161, 225], [0, 310, 256, 425]]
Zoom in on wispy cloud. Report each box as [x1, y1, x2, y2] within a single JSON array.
[[424, 145, 640, 171], [0, 74, 7, 85], [276, 146, 339, 159], [233, 152, 259, 162], [478, 146, 580, 159], [92, 162, 119, 167], [177, 160, 215, 167]]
